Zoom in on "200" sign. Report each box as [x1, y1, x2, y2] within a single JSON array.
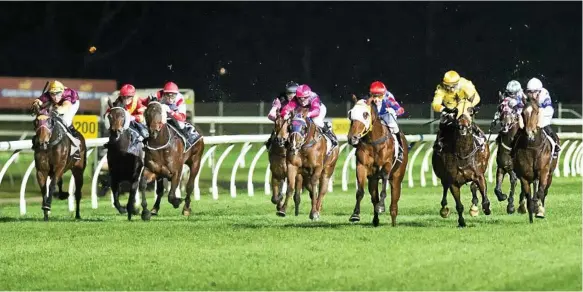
[[73, 115, 99, 139]]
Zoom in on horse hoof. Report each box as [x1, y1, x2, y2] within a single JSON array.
[[170, 198, 183, 209], [141, 210, 151, 221], [378, 206, 386, 213], [150, 208, 159, 216], [349, 215, 360, 222], [494, 190, 508, 202], [311, 212, 320, 221], [483, 209, 492, 216], [57, 192, 70, 200], [469, 205, 479, 217], [536, 207, 545, 218], [118, 207, 128, 215], [276, 211, 286, 217], [440, 207, 450, 218], [132, 208, 140, 216], [270, 196, 281, 205], [518, 203, 527, 214], [182, 208, 192, 217], [507, 205, 515, 214], [372, 217, 380, 227]]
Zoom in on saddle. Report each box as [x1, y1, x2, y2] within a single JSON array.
[[166, 122, 202, 152]]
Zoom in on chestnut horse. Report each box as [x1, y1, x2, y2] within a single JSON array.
[[104, 99, 150, 221], [284, 107, 339, 220], [346, 96, 408, 227], [432, 100, 491, 227], [273, 115, 304, 216], [141, 101, 205, 216], [512, 96, 558, 222], [494, 104, 522, 214], [32, 107, 87, 221]]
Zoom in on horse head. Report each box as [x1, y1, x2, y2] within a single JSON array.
[[347, 95, 373, 146], [454, 100, 474, 137], [287, 109, 310, 154], [34, 112, 54, 150], [144, 101, 167, 139], [522, 96, 540, 141], [499, 105, 519, 134], [106, 98, 131, 141], [273, 114, 290, 148]]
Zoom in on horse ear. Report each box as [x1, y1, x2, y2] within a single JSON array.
[[351, 94, 358, 103]]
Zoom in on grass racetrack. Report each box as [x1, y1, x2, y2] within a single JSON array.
[[0, 144, 581, 290]]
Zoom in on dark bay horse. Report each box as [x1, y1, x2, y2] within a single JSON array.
[[32, 108, 87, 221], [494, 104, 521, 214], [432, 101, 491, 227], [512, 96, 558, 222], [142, 101, 205, 216], [346, 97, 409, 227], [105, 99, 150, 221], [283, 107, 339, 220]]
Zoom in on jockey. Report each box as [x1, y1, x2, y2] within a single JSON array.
[[152, 81, 193, 138], [31, 80, 82, 159], [525, 77, 561, 156], [265, 81, 299, 148], [496, 80, 525, 128], [280, 84, 338, 147], [369, 81, 405, 158], [431, 70, 485, 152], [105, 84, 149, 141]]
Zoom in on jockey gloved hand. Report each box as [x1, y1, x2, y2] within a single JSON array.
[[442, 107, 457, 114]]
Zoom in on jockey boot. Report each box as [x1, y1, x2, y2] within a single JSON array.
[[394, 132, 404, 160], [543, 126, 561, 157], [67, 125, 82, 160], [321, 122, 338, 147], [265, 131, 275, 149]]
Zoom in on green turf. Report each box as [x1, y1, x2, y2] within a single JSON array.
[[0, 175, 580, 291]]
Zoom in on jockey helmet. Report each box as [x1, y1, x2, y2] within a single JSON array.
[[442, 70, 461, 92], [48, 80, 65, 94], [369, 81, 387, 96], [526, 78, 543, 92], [163, 82, 179, 94], [296, 84, 312, 99], [285, 81, 299, 94], [120, 84, 136, 97], [505, 80, 522, 96]]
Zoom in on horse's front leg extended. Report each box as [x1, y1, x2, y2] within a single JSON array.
[[167, 173, 183, 209], [349, 163, 367, 222]]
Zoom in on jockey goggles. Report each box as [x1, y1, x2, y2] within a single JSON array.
[[525, 89, 540, 94], [49, 91, 63, 96], [442, 82, 458, 92]]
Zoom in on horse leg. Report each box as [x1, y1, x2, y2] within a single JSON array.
[[126, 180, 138, 221], [315, 173, 331, 218], [477, 174, 491, 216], [369, 177, 381, 227], [278, 166, 297, 217], [439, 182, 450, 218], [56, 177, 69, 200], [388, 178, 402, 227], [518, 178, 534, 223], [294, 174, 303, 216], [469, 182, 480, 217], [111, 179, 126, 214], [36, 171, 50, 221], [507, 171, 518, 214], [349, 164, 367, 222], [151, 178, 165, 215], [138, 168, 151, 221], [450, 185, 466, 228], [270, 176, 282, 205], [494, 167, 508, 201], [167, 174, 183, 209], [379, 178, 388, 213], [535, 170, 550, 219], [309, 171, 321, 221], [183, 161, 200, 217], [71, 167, 84, 220]]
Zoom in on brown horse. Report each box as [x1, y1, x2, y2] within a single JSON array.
[[32, 107, 87, 221], [105, 99, 150, 221], [432, 100, 490, 227], [346, 96, 409, 227], [141, 101, 205, 216], [283, 107, 339, 220], [494, 104, 521, 214], [512, 96, 558, 222], [273, 115, 304, 216]]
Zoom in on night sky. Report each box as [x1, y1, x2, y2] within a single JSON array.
[[0, 1, 580, 104]]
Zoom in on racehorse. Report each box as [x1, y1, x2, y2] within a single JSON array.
[[141, 100, 205, 216], [283, 107, 339, 220], [512, 95, 558, 223], [32, 106, 87, 221], [104, 99, 150, 221], [346, 96, 408, 227], [494, 103, 521, 214], [432, 100, 491, 227]]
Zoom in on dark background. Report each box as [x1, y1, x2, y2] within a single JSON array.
[[0, 1, 580, 105]]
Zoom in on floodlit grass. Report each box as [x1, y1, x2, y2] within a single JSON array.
[[0, 176, 581, 291]]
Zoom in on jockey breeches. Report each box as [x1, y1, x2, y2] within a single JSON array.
[[380, 108, 399, 133], [312, 104, 326, 128], [62, 101, 80, 127]]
